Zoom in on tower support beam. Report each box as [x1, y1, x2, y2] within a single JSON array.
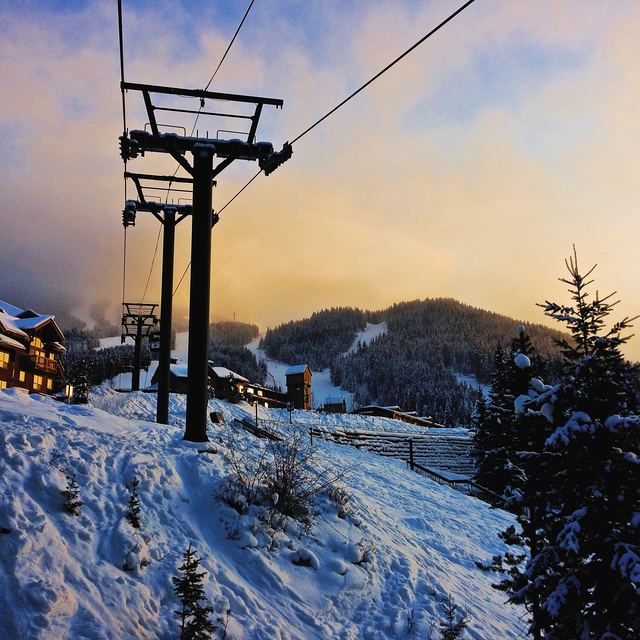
[[184, 146, 215, 442]]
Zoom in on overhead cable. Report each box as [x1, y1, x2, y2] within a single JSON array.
[[172, 1, 257, 297], [205, 0, 256, 91], [217, 0, 479, 215], [290, 0, 477, 145]]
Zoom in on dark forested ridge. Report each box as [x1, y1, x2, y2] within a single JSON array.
[[208, 321, 266, 384], [263, 299, 567, 426], [260, 308, 368, 370]]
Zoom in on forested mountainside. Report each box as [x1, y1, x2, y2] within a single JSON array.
[[260, 307, 369, 370], [208, 321, 266, 384], [210, 320, 260, 347], [263, 299, 567, 426]]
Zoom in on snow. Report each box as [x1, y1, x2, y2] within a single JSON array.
[[0, 346, 527, 638], [345, 322, 388, 354], [513, 353, 531, 369]]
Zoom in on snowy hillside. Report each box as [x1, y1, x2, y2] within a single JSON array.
[[0, 383, 526, 639], [247, 322, 388, 412]]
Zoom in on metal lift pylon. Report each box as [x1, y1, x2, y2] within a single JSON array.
[[119, 82, 290, 442]]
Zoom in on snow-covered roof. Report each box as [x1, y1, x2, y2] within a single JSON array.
[[0, 311, 30, 341], [0, 333, 27, 351], [210, 365, 249, 383], [0, 299, 64, 342], [169, 364, 189, 378], [0, 301, 23, 317], [285, 364, 311, 376]]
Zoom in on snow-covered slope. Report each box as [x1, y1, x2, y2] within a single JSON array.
[[247, 322, 388, 412], [0, 385, 525, 639]]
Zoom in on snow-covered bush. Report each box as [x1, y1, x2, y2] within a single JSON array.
[[217, 426, 350, 528]]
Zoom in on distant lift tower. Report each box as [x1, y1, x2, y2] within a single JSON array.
[[122, 180, 196, 425], [119, 82, 290, 442], [121, 302, 158, 391]]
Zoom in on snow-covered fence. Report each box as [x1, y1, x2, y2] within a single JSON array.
[[233, 417, 282, 441], [308, 426, 475, 477]]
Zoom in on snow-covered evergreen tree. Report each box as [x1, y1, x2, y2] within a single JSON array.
[[474, 329, 548, 498], [172, 544, 217, 639], [125, 477, 141, 529], [485, 249, 640, 639]]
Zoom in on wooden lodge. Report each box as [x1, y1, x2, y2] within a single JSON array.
[[0, 300, 66, 395], [285, 364, 312, 410], [321, 396, 347, 413]]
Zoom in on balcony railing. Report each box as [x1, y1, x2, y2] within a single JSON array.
[[29, 354, 58, 373]]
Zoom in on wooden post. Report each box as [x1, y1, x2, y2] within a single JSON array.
[[408, 437, 414, 470]]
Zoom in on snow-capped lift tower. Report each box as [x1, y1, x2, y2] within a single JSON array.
[[119, 82, 290, 442]]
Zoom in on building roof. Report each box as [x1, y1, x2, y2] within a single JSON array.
[[0, 300, 64, 344], [209, 365, 249, 383], [285, 364, 311, 376], [169, 364, 189, 378], [0, 333, 27, 351]]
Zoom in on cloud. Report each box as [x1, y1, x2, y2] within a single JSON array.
[[1, 0, 639, 360]]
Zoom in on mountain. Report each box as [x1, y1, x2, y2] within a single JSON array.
[[261, 299, 567, 426]]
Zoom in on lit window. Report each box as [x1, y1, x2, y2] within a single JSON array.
[[0, 380, 6, 389], [19, 371, 26, 382], [33, 375, 43, 391], [0, 352, 8, 369], [47, 379, 53, 390], [32, 337, 44, 349]]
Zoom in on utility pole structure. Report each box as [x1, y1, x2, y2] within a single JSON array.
[[119, 82, 290, 442]]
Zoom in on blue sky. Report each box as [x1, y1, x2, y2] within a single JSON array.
[[1, 0, 639, 358]]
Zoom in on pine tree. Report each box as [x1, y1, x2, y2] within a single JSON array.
[[125, 477, 142, 529], [484, 249, 640, 639], [438, 594, 469, 639], [61, 473, 83, 516], [473, 330, 549, 498], [172, 544, 217, 639]]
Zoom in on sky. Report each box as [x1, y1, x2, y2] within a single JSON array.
[[1, 0, 640, 358]]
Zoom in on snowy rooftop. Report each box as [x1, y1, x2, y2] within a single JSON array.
[[285, 364, 311, 376], [210, 365, 249, 382]]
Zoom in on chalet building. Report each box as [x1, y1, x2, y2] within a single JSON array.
[[285, 364, 312, 410], [150, 362, 189, 394], [209, 365, 250, 402], [150, 360, 306, 410], [0, 300, 66, 395], [321, 396, 347, 413]]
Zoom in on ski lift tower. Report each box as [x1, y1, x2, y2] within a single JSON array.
[[121, 302, 158, 391], [119, 82, 290, 442], [121, 181, 195, 425]]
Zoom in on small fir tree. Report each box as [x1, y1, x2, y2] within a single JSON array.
[[172, 544, 217, 639], [61, 473, 83, 516], [439, 594, 469, 639], [125, 477, 142, 529]]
